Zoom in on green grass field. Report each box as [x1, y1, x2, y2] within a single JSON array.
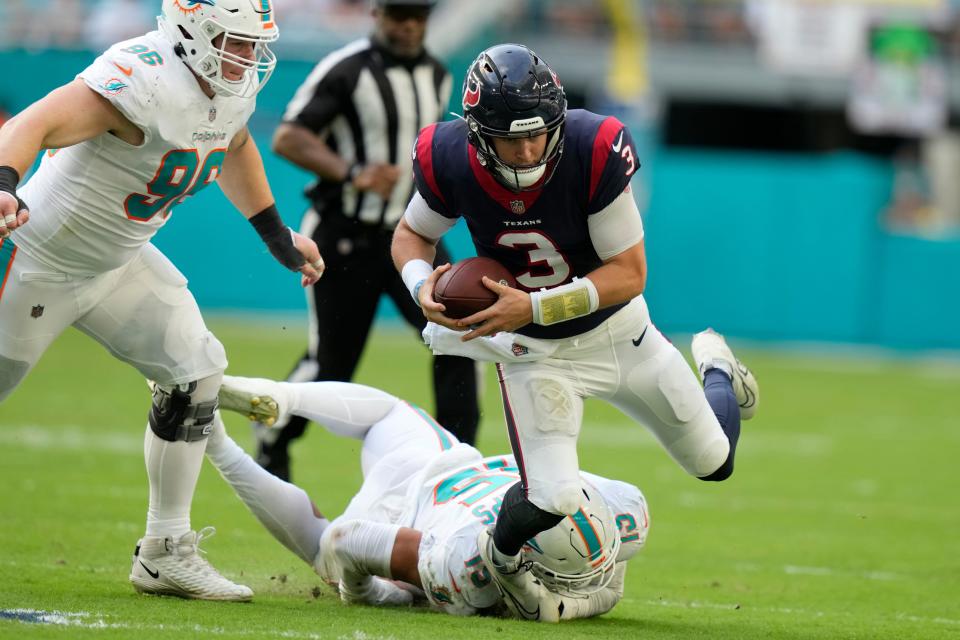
[[1, 319, 958, 639]]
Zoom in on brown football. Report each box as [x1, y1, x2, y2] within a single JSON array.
[[433, 257, 517, 319]]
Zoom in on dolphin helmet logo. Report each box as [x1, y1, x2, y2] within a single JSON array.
[[172, 0, 216, 14]]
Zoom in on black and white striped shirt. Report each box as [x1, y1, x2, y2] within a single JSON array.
[[282, 38, 452, 229]]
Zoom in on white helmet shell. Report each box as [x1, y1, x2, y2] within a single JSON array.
[[158, 0, 278, 98], [523, 481, 621, 596]]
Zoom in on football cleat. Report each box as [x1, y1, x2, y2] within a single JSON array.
[[691, 328, 759, 420], [477, 529, 561, 623], [129, 527, 252, 602], [218, 375, 292, 428]]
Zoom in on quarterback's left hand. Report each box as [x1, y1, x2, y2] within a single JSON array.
[[292, 231, 324, 287], [457, 276, 532, 341]]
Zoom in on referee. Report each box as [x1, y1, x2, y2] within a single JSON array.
[[260, 0, 479, 480]]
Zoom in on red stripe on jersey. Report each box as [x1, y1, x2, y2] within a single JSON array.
[[468, 148, 545, 214], [416, 124, 447, 207], [589, 117, 625, 202]]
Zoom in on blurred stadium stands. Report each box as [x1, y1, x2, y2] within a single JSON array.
[[1, 0, 958, 350]]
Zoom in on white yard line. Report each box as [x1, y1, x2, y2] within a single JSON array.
[[0, 425, 142, 454], [0, 559, 118, 574], [782, 565, 900, 581], [4, 600, 958, 634], [0, 609, 398, 639]]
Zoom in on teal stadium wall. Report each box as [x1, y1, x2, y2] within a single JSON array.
[[2, 50, 958, 351]]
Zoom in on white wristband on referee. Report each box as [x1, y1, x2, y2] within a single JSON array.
[[530, 277, 600, 326], [401, 259, 434, 306]]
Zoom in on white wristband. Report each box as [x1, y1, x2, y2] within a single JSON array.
[[530, 277, 600, 326], [401, 259, 434, 306]]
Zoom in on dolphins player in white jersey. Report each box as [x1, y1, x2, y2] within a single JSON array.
[[206, 375, 651, 621], [0, 1, 325, 601]]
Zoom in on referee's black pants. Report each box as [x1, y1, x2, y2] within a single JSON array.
[[262, 211, 481, 477]]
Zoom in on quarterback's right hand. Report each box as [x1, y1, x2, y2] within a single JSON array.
[[0, 191, 29, 239], [417, 263, 463, 331]]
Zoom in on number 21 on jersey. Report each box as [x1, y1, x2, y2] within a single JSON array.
[[124, 148, 226, 221]]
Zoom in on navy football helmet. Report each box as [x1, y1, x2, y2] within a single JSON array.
[[462, 44, 567, 192]]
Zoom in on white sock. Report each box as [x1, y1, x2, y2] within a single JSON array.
[[144, 425, 205, 538], [144, 375, 224, 538], [285, 381, 400, 440], [206, 414, 329, 565]]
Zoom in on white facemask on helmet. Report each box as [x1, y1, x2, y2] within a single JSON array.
[[523, 481, 622, 597], [158, 0, 278, 99]]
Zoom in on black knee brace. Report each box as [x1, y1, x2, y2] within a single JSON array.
[[148, 382, 218, 442], [492, 482, 565, 557]]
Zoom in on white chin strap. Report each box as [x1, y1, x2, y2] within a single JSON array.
[[497, 163, 546, 189]]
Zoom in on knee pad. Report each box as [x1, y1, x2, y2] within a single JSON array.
[[542, 484, 585, 517], [692, 435, 731, 478], [699, 450, 734, 482], [528, 377, 578, 436], [148, 372, 222, 442]]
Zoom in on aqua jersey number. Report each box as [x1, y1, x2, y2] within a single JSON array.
[[124, 148, 226, 222]]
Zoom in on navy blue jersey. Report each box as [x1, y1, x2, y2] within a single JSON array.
[[412, 109, 640, 339]]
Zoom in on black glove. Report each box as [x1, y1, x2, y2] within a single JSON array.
[[0, 165, 29, 215]]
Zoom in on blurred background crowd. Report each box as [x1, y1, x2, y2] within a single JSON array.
[[1, 0, 957, 349]]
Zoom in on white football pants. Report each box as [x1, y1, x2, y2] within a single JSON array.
[[497, 296, 729, 515], [0, 241, 226, 402]]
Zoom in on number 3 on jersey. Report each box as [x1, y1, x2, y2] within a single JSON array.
[[125, 148, 226, 221], [497, 231, 572, 289]]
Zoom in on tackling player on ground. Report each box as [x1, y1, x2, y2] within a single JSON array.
[[0, 0, 323, 601], [209, 375, 650, 621], [391, 43, 760, 615]]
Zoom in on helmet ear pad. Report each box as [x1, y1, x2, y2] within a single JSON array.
[[465, 116, 496, 170]]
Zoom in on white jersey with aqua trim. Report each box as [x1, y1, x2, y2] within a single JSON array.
[[409, 451, 650, 616], [16, 30, 255, 275]]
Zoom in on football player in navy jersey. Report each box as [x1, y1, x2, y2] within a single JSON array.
[[392, 43, 760, 617]]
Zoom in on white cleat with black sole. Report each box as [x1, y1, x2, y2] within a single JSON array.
[[477, 529, 561, 623], [218, 375, 293, 428], [129, 527, 252, 602], [691, 328, 759, 419]]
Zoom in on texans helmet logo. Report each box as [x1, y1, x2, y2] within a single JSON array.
[[462, 71, 481, 110]]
